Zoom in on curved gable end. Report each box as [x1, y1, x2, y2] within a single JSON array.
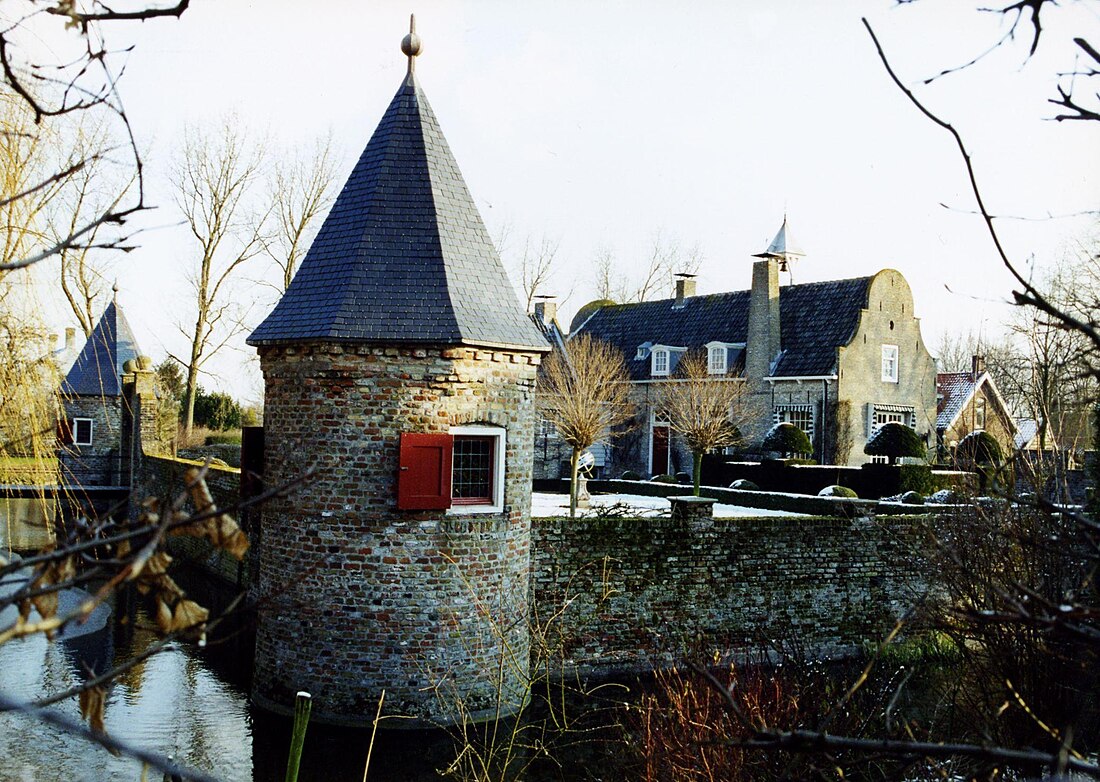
[[248, 74, 546, 352]]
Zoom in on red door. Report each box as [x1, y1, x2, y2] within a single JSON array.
[[651, 425, 670, 477]]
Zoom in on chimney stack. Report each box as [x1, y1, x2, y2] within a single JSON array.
[[533, 297, 557, 325], [64, 328, 75, 350], [673, 274, 697, 309], [971, 354, 985, 380]]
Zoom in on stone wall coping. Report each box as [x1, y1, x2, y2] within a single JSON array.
[[145, 453, 241, 475], [668, 496, 718, 505]]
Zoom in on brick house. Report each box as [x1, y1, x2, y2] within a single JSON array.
[[246, 22, 549, 725], [57, 297, 142, 487], [936, 355, 1019, 460], [567, 219, 938, 475]]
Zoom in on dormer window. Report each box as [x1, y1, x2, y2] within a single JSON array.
[[707, 343, 727, 375], [652, 348, 670, 377]]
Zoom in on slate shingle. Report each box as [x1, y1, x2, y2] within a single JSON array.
[[248, 73, 547, 352], [62, 301, 141, 397], [576, 277, 872, 381]]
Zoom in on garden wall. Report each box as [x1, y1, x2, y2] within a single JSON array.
[[531, 513, 928, 672]]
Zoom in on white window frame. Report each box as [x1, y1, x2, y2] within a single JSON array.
[[867, 404, 916, 438], [448, 425, 505, 515], [773, 404, 815, 443], [706, 342, 727, 375], [73, 418, 94, 446], [881, 344, 899, 383], [651, 347, 670, 377], [974, 397, 986, 430]]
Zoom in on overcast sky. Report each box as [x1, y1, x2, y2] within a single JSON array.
[[25, 1, 1100, 400]]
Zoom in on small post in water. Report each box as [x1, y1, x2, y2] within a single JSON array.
[[284, 691, 312, 782]]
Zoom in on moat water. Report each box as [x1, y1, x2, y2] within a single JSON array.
[[0, 572, 628, 782]]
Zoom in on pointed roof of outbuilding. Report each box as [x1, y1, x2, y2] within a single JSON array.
[[62, 300, 141, 397], [248, 27, 546, 352], [753, 216, 805, 260]]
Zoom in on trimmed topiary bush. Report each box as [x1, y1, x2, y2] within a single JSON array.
[[900, 490, 925, 505], [929, 488, 963, 504], [621, 470, 641, 481], [864, 422, 925, 465], [761, 422, 812, 457], [956, 430, 1002, 466], [651, 474, 678, 484], [675, 471, 693, 485], [819, 484, 857, 498], [729, 479, 759, 491]]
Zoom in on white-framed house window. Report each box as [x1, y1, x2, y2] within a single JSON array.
[[73, 418, 94, 446], [974, 397, 986, 429], [773, 404, 815, 442], [866, 404, 916, 439], [881, 344, 899, 383], [706, 342, 727, 375], [651, 347, 670, 377], [449, 424, 505, 514]]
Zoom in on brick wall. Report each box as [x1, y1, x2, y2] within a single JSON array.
[[531, 513, 925, 671], [251, 343, 540, 726]]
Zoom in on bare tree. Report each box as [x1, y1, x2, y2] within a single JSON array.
[[657, 353, 747, 495], [0, 2, 192, 274], [590, 232, 703, 303], [514, 235, 564, 313], [264, 133, 338, 293], [536, 333, 634, 517], [173, 120, 268, 436]]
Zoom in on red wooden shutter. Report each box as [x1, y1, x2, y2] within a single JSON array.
[[57, 418, 73, 445], [397, 432, 453, 510]]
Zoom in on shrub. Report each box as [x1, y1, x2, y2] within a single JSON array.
[[819, 484, 857, 498], [651, 474, 678, 484], [190, 387, 242, 431], [864, 422, 926, 465], [900, 490, 925, 505], [205, 431, 242, 446], [621, 470, 641, 481], [929, 488, 963, 504], [956, 430, 1002, 466], [761, 422, 812, 457], [730, 479, 759, 491], [675, 471, 692, 485]]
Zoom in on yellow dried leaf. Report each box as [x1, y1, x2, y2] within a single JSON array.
[[171, 600, 209, 633], [32, 590, 57, 622], [79, 685, 107, 734], [144, 552, 172, 575], [18, 599, 31, 622], [155, 598, 172, 635]]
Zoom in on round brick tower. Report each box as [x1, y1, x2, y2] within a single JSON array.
[[247, 20, 548, 725]]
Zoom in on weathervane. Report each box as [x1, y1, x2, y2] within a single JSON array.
[[402, 14, 422, 75]]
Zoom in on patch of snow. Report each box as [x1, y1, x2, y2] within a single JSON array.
[[531, 492, 805, 518]]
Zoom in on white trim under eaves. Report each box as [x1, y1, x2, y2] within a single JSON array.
[[634, 377, 747, 385], [765, 375, 838, 383]]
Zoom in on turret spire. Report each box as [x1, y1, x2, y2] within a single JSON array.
[[402, 14, 422, 75]]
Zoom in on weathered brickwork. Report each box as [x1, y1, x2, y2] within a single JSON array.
[[531, 513, 925, 670], [252, 343, 540, 725], [59, 396, 122, 486]]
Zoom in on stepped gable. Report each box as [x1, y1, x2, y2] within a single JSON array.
[[576, 276, 872, 380], [61, 301, 141, 397], [248, 71, 547, 352]]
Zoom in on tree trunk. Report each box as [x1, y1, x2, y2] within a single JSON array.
[[569, 448, 580, 519], [692, 451, 703, 496], [183, 361, 199, 439]]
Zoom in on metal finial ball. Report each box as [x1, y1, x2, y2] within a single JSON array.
[[401, 32, 422, 58]]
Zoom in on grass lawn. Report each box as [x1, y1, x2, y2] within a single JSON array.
[[0, 456, 59, 484]]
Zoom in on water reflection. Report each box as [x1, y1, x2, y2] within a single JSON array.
[[1, 497, 57, 551]]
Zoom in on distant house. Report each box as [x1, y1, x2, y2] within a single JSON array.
[[57, 298, 142, 487], [564, 219, 938, 476], [935, 356, 1018, 461]]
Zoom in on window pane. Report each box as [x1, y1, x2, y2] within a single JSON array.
[[452, 437, 493, 502]]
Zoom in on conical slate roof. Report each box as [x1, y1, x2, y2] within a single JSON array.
[[62, 301, 141, 397], [248, 72, 547, 352]]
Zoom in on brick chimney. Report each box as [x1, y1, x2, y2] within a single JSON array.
[[971, 354, 985, 380], [673, 274, 696, 309], [64, 327, 75, 351], [746, 258, 780, 379], [533, 298, 557, 325]]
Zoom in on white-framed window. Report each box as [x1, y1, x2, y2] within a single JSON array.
[[73, 418, 93, 446], [881, 344, 899, 383], [449, 425, 505, 514], [652, 348, 670, 377], [707, 343, 727, 375], [974, 398, 986, 429], [867, 404, 916, 438], [773, 404, 815, 442]]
